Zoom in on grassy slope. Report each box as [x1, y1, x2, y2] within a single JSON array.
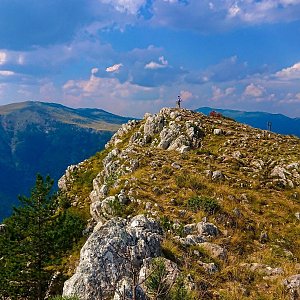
[[61, 110, 300, 299]]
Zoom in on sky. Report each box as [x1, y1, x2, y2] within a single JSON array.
[[1, 0, 300, 118]]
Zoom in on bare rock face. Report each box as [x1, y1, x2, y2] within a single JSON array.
[[106, 108, 205, 154], [63, 215, 163, 300]]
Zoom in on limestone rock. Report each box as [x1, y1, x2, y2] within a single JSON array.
[[283, 274, 300, 300], [200, 242, 227, 260], [63, 215, 162, 300], [212, 170, 225, 181], [196, 221, 219, 237]]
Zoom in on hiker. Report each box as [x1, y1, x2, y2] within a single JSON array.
[[176, 95, 182, 108]]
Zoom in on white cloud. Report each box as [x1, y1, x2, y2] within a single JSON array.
[[275, 62, 300, 79], [145, 56, 168, 69], [0, 52, 7, 65], [106, 63, 123, 73], [180, 90, 193, 101], [244, 83, 265, 97], [99, 0, 146, 14], [0, 70, 15, 76], [211, 85, 236, 101]]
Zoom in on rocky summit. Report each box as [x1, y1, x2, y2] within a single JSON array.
[[59, 108, 300, 299]]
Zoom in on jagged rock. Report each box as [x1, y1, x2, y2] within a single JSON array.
[[118, 190, 130, 204], [283, 274, 300, 300], [176, 234, 206, 246], [212, 170, 225, 181], [171, 162, 181, 169], [232, 151, 242, 159], [200, 242, 227, 260], [196, 221, 219, 237], [286, 163, 299, 171], [139, 257, 179, 295], [90, 196, 116, 224], [213, 129, 223, 135], [199, 261, 218, 274], [113, 277, 147, 300], [63, 215, 163, 300], [260, 231, 269, 243], [270, 166, 290, 180], [295, 212, 300, 220], [144, 114, 165, 136], [241, 263, 283, 276], [183, 223, 197, 235], [58, 164, 81, 191]]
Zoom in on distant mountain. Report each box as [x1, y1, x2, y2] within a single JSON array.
[[0, 101, 131, 220], [196, 107, 300, 137]]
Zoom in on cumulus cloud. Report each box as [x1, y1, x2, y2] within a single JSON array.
[[150, 0, 300, 33], [106, 63, 123, 73], [145, 56, 168, 69], [0, 70, 15, 76], [275, 62, 300, 79], [179, 90, 193, 101], [63, 68, 151, 97], [244, 83, 265, 97], [99, 0, 146, 14], [211, 85, 235, 101]]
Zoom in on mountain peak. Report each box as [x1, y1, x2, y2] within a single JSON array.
[[59, 107, 300, 299]]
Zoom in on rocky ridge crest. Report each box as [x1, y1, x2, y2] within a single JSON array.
[[59, 108, 300, 299]]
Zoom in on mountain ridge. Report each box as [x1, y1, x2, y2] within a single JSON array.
[[196, 106, 300, 137], [0, 101, 132, 220], [56, 107, 300, 299]]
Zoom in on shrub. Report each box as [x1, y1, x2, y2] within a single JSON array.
[[170, 275, 194, 300], [187, 196, 220, 214]]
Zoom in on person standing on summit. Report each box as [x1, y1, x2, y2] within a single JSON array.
[[176, 95, 182, 108]]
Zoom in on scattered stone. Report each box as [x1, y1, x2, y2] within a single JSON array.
[[200, 242, 227, 260], [213, 129, 223, 135], [260, 231, 269, 243], [196, 221, 219, 237], [171, 162, 181, 169], [212, 170, 225, 181], [241, 263, 283, 276], [199, 261, 218, 274], [283, 274, 300, 300], [183, 223, 197, 235]]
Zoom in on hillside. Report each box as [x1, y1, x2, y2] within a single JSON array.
[[57, 108, 300, 299], [197, 107, 300, 137], [0, 101, 130, 220]]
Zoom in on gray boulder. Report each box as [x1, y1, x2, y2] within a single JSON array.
[[283, 274, 300, 300], [197, 221, 219, 237], [63, 215, 162, 300]]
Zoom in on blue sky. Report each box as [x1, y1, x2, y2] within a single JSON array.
[[1, 0, 300, 117]]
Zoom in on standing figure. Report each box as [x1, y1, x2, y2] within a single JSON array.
[[176, 95, 182, 108]]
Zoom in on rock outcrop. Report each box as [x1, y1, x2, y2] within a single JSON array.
[[58, 107, 300, 299], [63, 215, 163, 300]]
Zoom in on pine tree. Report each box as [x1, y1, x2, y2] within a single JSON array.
[[0, 175, 57, 299], [0, 174, 86, 299]]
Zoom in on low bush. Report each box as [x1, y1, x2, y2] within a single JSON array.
[[187, 196, 220, 214]]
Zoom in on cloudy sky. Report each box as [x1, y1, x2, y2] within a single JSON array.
[[1, 0, 300, 117]]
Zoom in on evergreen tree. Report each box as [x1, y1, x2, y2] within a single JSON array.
[[1, 175, 57, 299], [0, 174, 86, 299]]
